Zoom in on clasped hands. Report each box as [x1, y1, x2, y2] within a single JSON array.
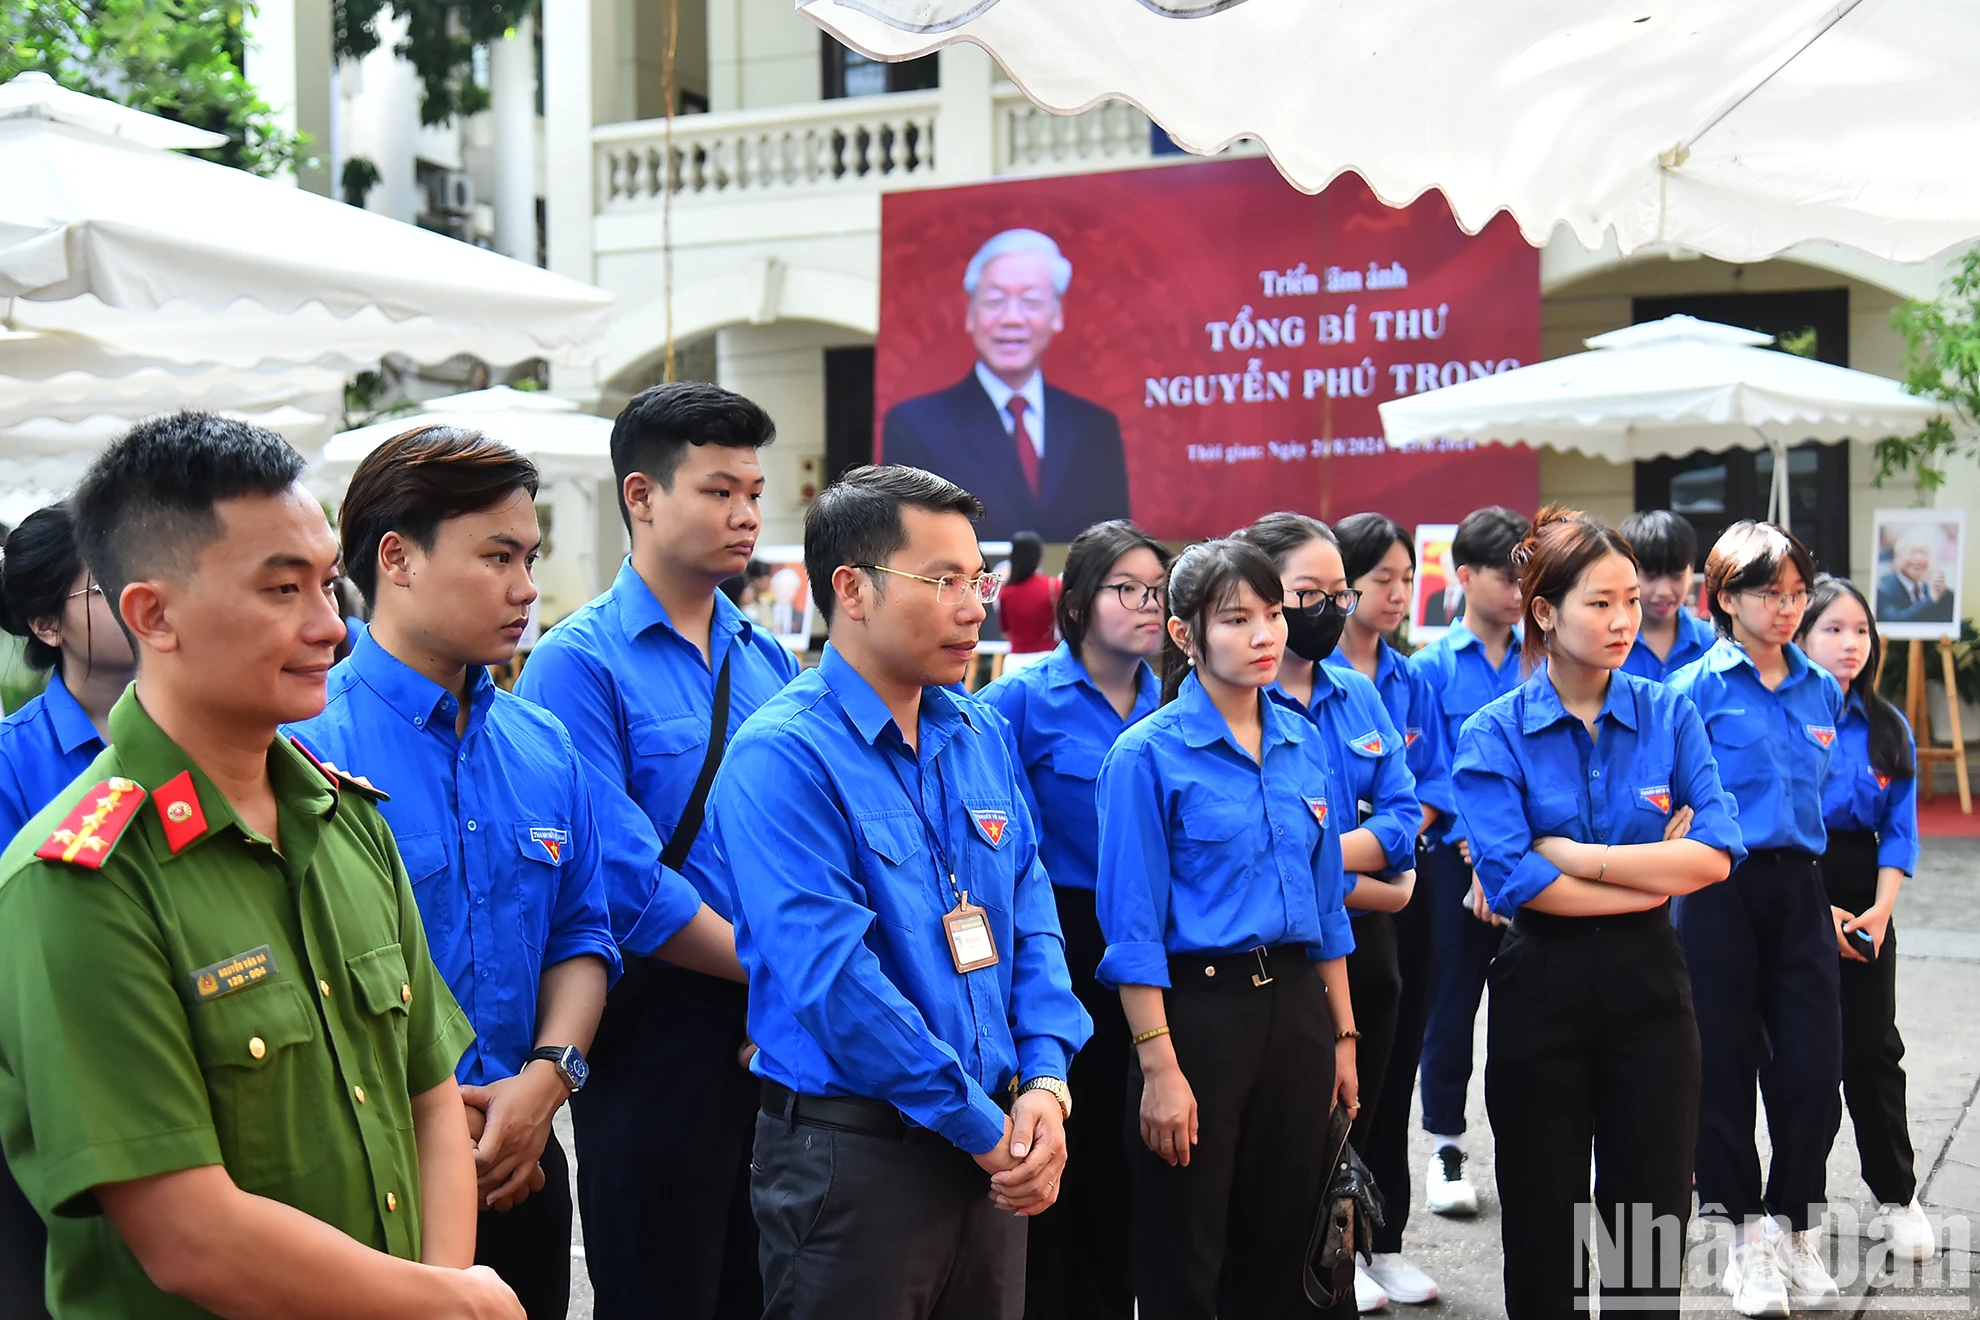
[[461, 1062, 569, 1212], [972, 1090, 1066, 1217]]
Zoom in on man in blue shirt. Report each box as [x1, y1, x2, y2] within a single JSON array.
[[1406, 504, 1528, 1217], [1618, 509, 1715, 683], [710, 465, 1089, 1320], [288, 426, 627, 1318], [515, 382, 800, 1320]]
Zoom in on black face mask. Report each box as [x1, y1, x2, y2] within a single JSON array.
[[1284, 602, 1346, 663]]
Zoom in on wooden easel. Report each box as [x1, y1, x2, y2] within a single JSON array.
[[1877, 638, 1972, 813]]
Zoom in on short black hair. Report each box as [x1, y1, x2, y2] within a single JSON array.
[[1008, 531, 1044, 585], [1334, 512, 1413, 585], [1618, 509, 1699, 577], [71, 411, 306, 611], [1451, 505, 1530, 571], [805, 465, 984, 624], [1703, 520, 1816, 635], [339, 425, 540, 605], [0, 503, 84, 673], [611, 381, 776, 530], [1057, 519, 1170, 653]]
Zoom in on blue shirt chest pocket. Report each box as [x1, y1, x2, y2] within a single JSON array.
[[1044, 742, 1105, 784], [1173, 796, 1250, 877], [629, 713, 707, 818], [853, 811, 927, 933], [1340, 734, 1386, 809], [393, 829, 457, 932], [512, 822, 569, 950], [1705, 710, 1772, 793], [958, 795, 1018, 913]]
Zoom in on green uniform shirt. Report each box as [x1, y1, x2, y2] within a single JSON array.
[[0, 689, 474, 1318]]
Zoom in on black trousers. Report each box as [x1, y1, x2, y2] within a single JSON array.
[[0, 1154, 47, 1320], [476, 1130, 572, 1320], [1486, 905, 1700, 1320], [572, 960, 761, 1320], [1419, 839, 1504, 1136], [1127, 945, 1344, 1320], [1024, 885, 1133, 1320], [1675, 849, 1842, 1232], [1821, 829, 1918, 1206], [1344, 909, 1401, 1150], [752, 1108, 1025, 1320], [1355, 851, 1435, 1255]]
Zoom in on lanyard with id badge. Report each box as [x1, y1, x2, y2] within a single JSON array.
[[887, 755, 1000, 974]]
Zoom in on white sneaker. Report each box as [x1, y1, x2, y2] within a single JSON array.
[[1780, 1228, 1841, 1309], [1362, 1253, 1440, 1305], [1880, 1199, 1937, 1261], [1353, 1265, 1390, 1313], [1425, 1146, 1478, 1217], [1722, 1237, 1790, 1317]]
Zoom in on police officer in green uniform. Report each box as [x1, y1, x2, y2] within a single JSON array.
[[0, 412, 525, 1320]]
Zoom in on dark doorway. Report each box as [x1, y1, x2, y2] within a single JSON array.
[[824, 346, 876, 485], [1630, 289, 1855, 578]]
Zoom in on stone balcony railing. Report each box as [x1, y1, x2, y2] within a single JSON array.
[[592, 83, 1256, 214]]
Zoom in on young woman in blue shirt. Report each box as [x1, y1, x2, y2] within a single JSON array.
[[1237, 512, 1427, 1312], [1668, 522, 1848, 1316], [1095, 538, 1358, 1320], [1794, 574, 1933, 1261], [1454, 507, 1741, 1320], [980, 519, 1170, 1320]]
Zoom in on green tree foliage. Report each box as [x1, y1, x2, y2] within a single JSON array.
[[1, 1, 303, 176], [1878, 247, 1980, 494], [334, 0, 535, 127]]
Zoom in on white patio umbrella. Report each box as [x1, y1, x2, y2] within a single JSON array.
[[0, 72, 611, 361], [803, 0, 1980, 263], [1377, 315, 1951, 532], [321, 387, 614, 478]]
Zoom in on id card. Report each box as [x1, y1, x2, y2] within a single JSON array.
[[943, 895, 999, 973]]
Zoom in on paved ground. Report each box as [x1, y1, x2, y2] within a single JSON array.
[[559, 837, 1980, 1317]]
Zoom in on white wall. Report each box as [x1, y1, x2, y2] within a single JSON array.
[[715, 321, 873, 544]]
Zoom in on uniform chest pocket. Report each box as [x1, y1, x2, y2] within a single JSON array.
[[1172, 798, 1249, 877], [632, 714, 707, 759], [1525, 785, 1582, 836], [512, 823, 569, 951], [187, 977, 331, 1190], [853, 812, 926, 932], [1705, 712, 1771, 790], [1044, 744, 1105, 783], [630, 714, 708, 821], [345, 943, 417, 1131]]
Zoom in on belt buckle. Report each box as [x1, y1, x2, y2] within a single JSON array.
[[1249, 946, 1274, 987]]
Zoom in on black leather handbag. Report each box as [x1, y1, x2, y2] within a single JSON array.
[[1303, 1104, 1386, 1308]]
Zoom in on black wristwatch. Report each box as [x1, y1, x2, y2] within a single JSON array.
[[528, 1045, 589, 1094]]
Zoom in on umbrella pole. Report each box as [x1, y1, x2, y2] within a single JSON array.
[[1765, 435, 1790, 531]]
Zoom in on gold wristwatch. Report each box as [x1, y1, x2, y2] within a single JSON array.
[[1020, 1076, 1072, 1120]]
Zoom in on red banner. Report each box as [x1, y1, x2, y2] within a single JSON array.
[[876, 158, 1539, 542]]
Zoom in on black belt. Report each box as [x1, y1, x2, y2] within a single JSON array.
[[1167, 943, 1308, 990], [761, 1079, 1012, 1140], [1737, 847, 1822, 876], [1512, 901, 1671, 939]]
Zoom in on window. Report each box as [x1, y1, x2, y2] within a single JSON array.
[[824, 347, 876, 483], [821, 37, 939, 99]]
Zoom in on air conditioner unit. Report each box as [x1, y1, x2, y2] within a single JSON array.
[[433, 170, 475, 215]]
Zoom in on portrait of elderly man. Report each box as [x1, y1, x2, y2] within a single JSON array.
[[1876, 525, 1956, 624], [881, 228, 1131, 542]]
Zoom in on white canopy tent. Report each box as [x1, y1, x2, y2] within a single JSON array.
[[1377, 316, 1952, 532], [802, 0, 1980, 264]]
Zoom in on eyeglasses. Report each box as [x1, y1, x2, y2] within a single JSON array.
[[67, 583, 103, 600], [1099, 580, 1167, 610], [1290, 587, 1362, 616], [856, 564, 1004, 605], [1740, 588, 1810, 613]]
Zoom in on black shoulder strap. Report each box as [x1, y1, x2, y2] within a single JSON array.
[[661, 652, 733, 874]]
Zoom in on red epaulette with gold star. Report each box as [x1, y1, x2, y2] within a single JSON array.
[[35, 777, 147, 869]]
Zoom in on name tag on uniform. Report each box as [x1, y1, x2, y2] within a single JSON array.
[[943, 894, 1000, 973], [191, 945, 278, 1001]]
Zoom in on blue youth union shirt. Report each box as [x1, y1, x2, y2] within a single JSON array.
[[0, 676, 107, 846], [979, 642, 1160, 893], [1619, 611, 1717, 684], [1271, 663, 1420, 874], [1454, 669, 1745, 918], [1407, 618, 1523, 843], [1325, 641, 1456, 830], [515, 559, 800, 947], [1821, 693, 1921, 875], [1094, 671, 1354, 989], [1669, 637, 1844, 855], [707, 644, 1090, 1156], [287, 630, 622, 1084]]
